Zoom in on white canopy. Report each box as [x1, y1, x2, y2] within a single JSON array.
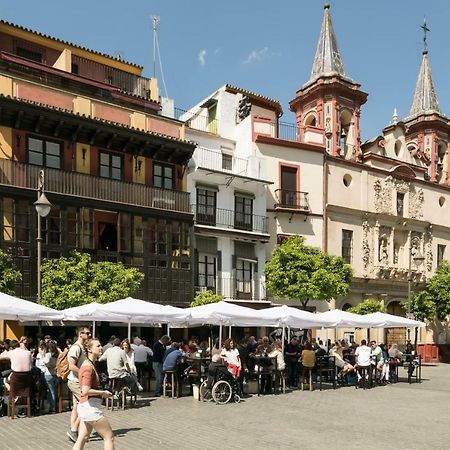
[[255, 305, 337, 329], [317, 309, 386, 328], [0, 291, 64, 322], [181, 301, 262, 327], [99, 297, 190, 324], [62, 302, 112, 322], [364, 312, 426, 328]]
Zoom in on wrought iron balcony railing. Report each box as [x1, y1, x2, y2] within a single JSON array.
[[192, 204, 268, 234], [0, 159, 191, 214], [274, 189, 310, 211]]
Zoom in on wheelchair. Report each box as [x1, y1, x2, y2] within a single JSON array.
[[199, 363, 241, 405]]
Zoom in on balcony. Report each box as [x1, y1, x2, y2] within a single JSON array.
[[192, 146, 265, 180], [274, 189, 310, 211], [0, 159, 191, 214], [195, 276, 266, 301], [174, 107, 218, 134], [192, 204, 268, 234]]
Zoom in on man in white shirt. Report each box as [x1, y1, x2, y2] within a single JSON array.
[[355, 339, 372, 382], [67, 326, 91, 443]]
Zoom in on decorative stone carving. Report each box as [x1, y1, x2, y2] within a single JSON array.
[[409, 187, 424, 219], [378, 227, 390, 264], [426, 226, 433, 272], [374, 179, 392, 214], [362, 219, 370, 271]]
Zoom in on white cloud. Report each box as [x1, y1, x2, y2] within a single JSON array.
[[243, 47, 270, 64], [198, 49, 207, 66]]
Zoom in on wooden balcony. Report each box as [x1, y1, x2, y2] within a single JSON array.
[[0, 159, 191, 214]]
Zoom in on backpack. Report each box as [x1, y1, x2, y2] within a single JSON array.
[[56, 348, 71, 381]]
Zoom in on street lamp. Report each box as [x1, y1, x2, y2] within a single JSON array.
[[34, 170, 52, 302], [407, 236, 425, 340]]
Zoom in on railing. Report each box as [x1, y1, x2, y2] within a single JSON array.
[[0, 159, 191, 213], [192, 205, 268, 234], [195, 276, 266, 301], [274, 189, 310, 211], [278, 121, 300, 141], [174, 107, 218, 134], [193, 146, 248, 176]]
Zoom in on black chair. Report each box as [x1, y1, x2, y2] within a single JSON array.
[[356, 365, 372, 390]]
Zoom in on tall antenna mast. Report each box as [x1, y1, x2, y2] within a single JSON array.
[[152, 15, 160, 78]]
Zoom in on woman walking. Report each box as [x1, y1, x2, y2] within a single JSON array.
[[73, 339, 115, 450]]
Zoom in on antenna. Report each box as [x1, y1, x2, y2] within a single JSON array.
[[151, 15, 160, 78], [421, 17, 430, 54]]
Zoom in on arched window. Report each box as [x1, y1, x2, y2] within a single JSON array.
[[394, 140, 402, 157], [339, 109, 352, 157], [304, 113, 317, 127]]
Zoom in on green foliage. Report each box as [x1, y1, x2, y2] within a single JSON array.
[[40, 251, 144, 310], [190, 290, 223, 307], [0, 249, 22, 295], [408, 261, 450, 321], [348, 299, 386, 315], [265, 235, 352, 307]]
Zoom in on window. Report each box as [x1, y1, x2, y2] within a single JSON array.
[[1, 198, 30, 244], [28, 137, 62, 169], [153, 164, 174, 189], [42, 207, 61, 245], [80, 208, 94, 249], [341, 229, 353, 264], [66, 207, 78, 247], [280, 165, 298, 207], [100, 152, 122, 180], [222, 153, 232, 171], [119, 213, 131, 252], [16, 47, 42, 63], [197, 254, 216, 290], [236, 259, 253, 295], [234, 195, 253, 231], [196, 188, 216, 226], [71, 63, 79, 75], [397, 192, 405, 216], [438, 244, 446, 267]]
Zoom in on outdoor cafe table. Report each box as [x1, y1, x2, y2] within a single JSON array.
[[253, 355, 278, 396]]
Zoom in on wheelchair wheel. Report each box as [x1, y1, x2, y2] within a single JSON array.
[[199, 380, 212, 402], [212, 380, 232, 405]]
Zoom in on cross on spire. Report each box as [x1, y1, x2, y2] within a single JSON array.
[[421, 17, 430, 54]]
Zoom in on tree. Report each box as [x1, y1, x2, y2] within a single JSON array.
[[408, 261, 450, 322], [0, 249, 22, 295], [190, 290, 223, 307], [348, 299, 386, 315], [40, 251, 144, 309], [265, 235, 352, 308]]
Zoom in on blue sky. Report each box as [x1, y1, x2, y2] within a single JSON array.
[[2, 0, 450, 140]]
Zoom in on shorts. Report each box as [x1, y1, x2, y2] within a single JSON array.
[[77, 398, 104, 423], [335, 359, 346, 369], [68, 380, 81, 403]]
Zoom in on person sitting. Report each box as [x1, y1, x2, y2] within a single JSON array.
[[131, 338, 152, 388], [220, 339, 241, 378], [370, 340, 384, 382], [329, 341, 354, 381], [300, 342, 316, 389], [355, 340, 372, 384], [162, 343, 184, 397], [0, 339, 33, 415], [99, 338, 135, 394], [121, 339, 142, 392]]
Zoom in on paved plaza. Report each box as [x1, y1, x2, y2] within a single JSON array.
[[1, 364, 449, 450]]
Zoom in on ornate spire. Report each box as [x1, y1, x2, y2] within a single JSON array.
[[409, 20, 440, 117], [309, 2, 346, 83]]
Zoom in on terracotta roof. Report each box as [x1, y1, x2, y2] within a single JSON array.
[[0, 20, 143, 70], [0, 94, 194, 147], [224, 84, 283, 115]]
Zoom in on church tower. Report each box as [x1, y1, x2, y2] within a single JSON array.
[[290, 3, 367, 160], [403, 21, 450, 184]]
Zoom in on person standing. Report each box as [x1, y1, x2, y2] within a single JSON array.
[[73, 338, 114, 450], [35, 341, 60, 413], [67, 326, 91, 443], [152, 335, 170, 397], [284, 337, 300, 389]]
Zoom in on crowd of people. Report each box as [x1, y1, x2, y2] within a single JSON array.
[[0, 328, 418, 449]]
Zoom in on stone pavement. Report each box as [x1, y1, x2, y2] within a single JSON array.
[[1, 364, 450, 450]]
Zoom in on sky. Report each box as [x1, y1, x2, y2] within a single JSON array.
[[2, 0, 450, 140]]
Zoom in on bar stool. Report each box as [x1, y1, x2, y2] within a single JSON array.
[[163, 371, 178, 398], [301, 367, 314, 391], [7, 389, 32, 419], [57, 381, 72, 413], [356, 366, 371, 390], [106, 378, 126, 411]]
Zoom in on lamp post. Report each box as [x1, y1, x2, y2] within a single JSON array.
[[407, 236, 425, 340], [34, 170, 52, 302]]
